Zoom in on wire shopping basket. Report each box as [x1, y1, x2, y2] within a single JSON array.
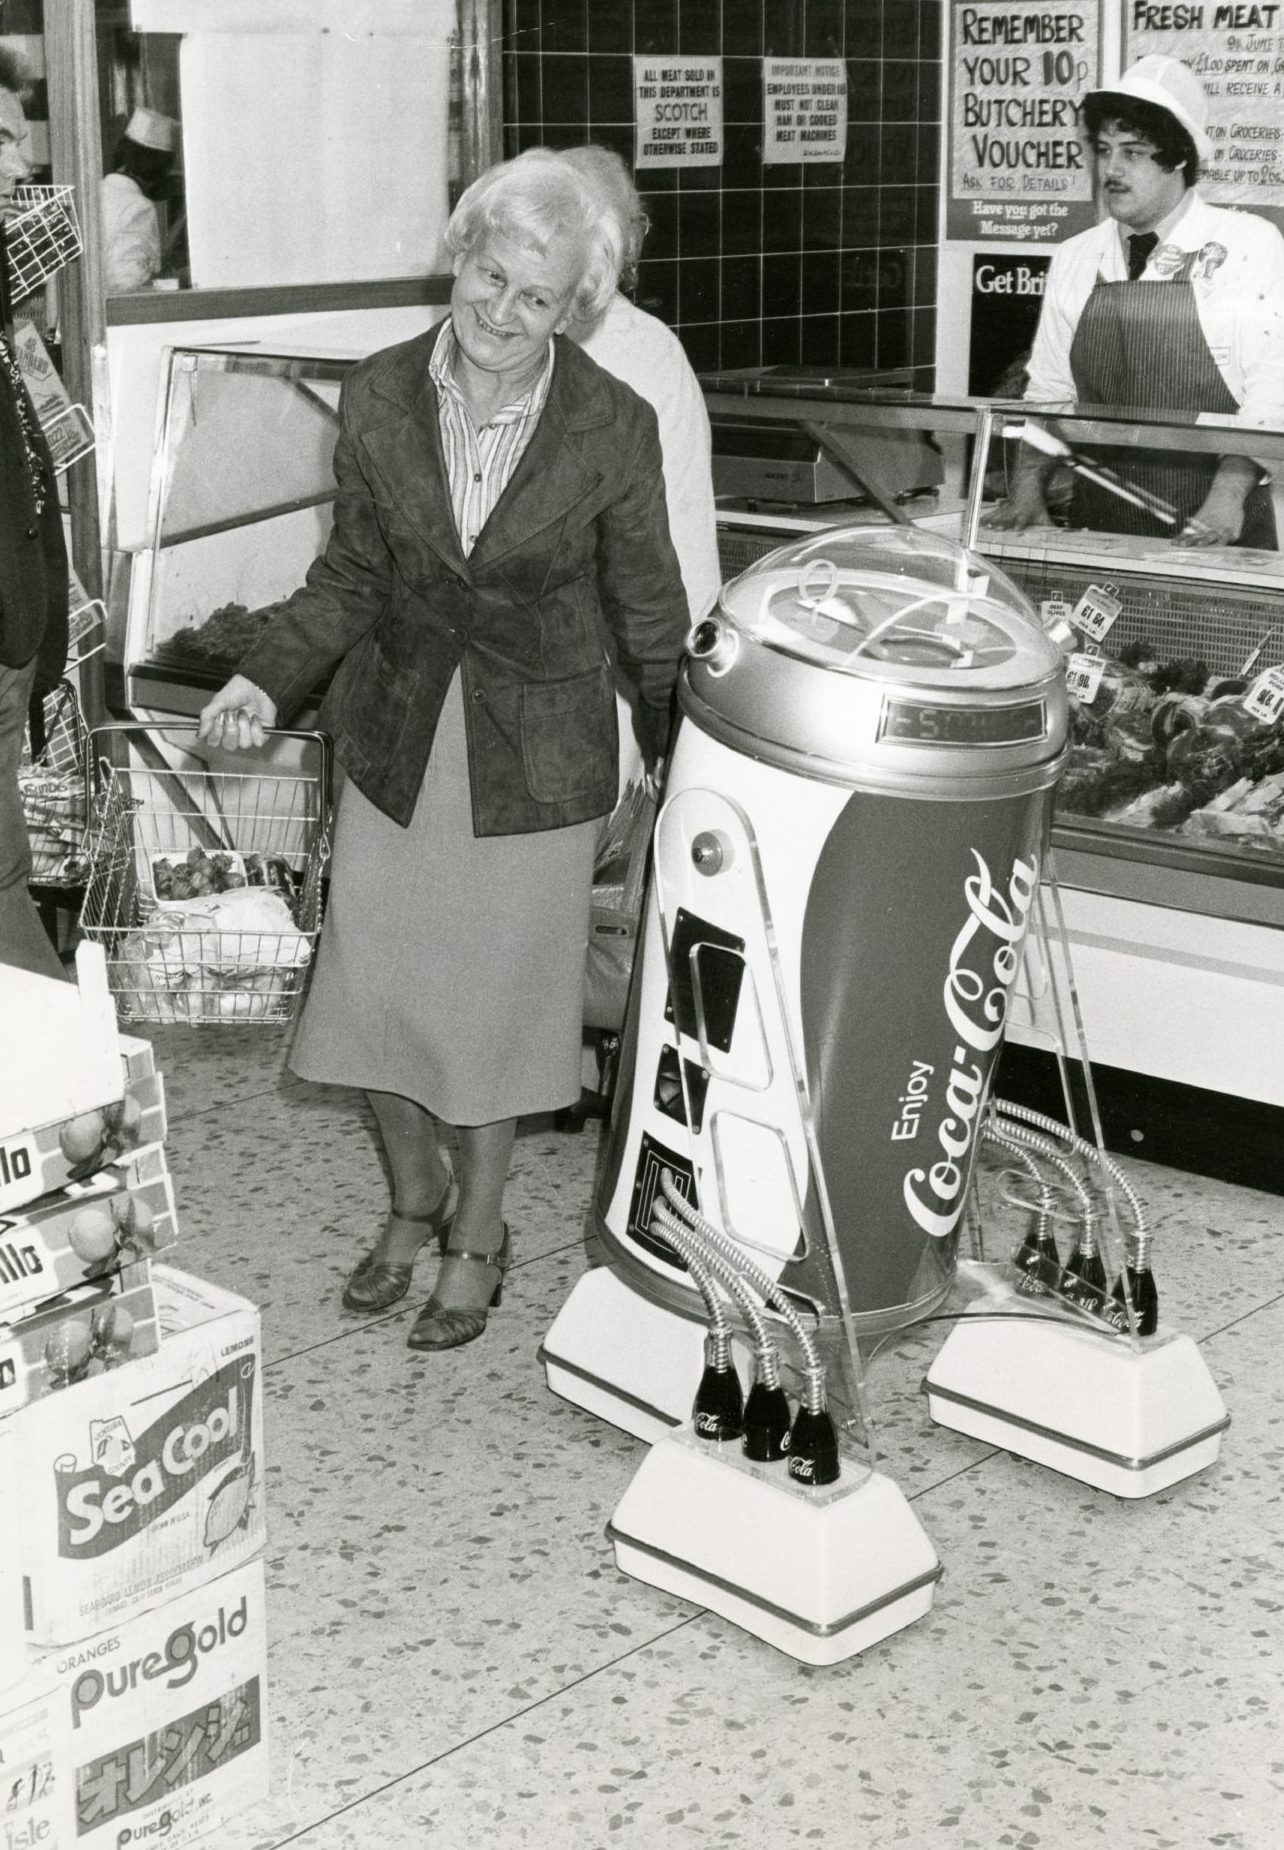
[[78, 726, 332, 1026], [20, 679, 90, 887], [4, 186, 83, 301]]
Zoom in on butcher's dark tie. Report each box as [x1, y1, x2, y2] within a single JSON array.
[[1127, 231, 1159, 280]]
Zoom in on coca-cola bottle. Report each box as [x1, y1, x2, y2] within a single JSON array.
[[1013, 1213, 1062, 1296], [1062, 1218, 1108, 1302], [1111, 1227, 1159, 1336]]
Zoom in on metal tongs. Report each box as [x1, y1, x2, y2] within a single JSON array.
[[1005, 421, 1191, 532]]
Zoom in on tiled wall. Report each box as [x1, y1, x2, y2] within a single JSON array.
[[502, 0, 941, 379]]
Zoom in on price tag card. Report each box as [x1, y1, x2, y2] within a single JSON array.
[[41, 402, 96, 475], [1065, 652, 1105, 705], [1243, 665, 1284, 726], [1040, 598, 1073, 628], [1071, 582, 1121, 643]]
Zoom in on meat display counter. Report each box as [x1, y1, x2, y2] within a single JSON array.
[[701, 371, 1284, 1173], [120, 345, 355, 720]]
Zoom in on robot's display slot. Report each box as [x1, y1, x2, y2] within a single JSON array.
[[664, 909, 746, 1053], [653, 1044, 709, 1135]]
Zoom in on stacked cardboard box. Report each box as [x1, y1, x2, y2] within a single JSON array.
[[1, 949, 269, 1847]]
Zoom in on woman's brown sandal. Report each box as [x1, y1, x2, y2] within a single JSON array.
[[406, 1226, 512, 1351], [342, 1185, 458, 1313]]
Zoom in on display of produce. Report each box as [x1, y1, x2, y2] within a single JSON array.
[[1, 1058, 167, 1215], [3, 929, 269, 1847], [0, 1143, 178, 1322], [156, 600, 282, 671], [1057, 640, 1284, 852], [0, 1263, 159, 1409]]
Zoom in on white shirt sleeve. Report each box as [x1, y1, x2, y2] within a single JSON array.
[[1211, 215, 1284, 429], [102, 175, 161, 294], [579, 296, 722, 790], [580, 296, 721, 622]]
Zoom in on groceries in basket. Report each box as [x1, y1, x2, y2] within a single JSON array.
[[120, 885, 313, 1022], [150, 845, 301, 908]]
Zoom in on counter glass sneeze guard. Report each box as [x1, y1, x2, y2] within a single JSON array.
[[124, 345, 359, 721], [973, 403, 1284, 911], [704, 378, 1284, 923]]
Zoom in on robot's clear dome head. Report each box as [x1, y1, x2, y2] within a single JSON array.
[[718, 527, 1060, 683]]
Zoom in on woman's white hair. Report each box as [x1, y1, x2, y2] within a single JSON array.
[[444, 150, 622, 322], [559, 145, 649, 288]]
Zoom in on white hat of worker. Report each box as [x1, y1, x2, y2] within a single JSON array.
[[1084, 55, 1213, 163], [124, 107, 177, 153]]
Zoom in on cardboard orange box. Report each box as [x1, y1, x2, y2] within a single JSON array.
[[4, 1558, 269, 1850], [0, 1145, 177, 1325], [0, 1039, 166, 1219], [0, 1265, 159, 1415]]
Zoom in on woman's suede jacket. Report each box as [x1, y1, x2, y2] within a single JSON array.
[[238, 324, 691, 834]]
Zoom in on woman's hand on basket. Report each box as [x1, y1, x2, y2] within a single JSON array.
[[197, 677, 278, 752]]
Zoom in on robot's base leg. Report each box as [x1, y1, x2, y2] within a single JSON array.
[[540, 1266, 722, 1444], [924, 1311, 1229, 1499], [608, 1427, 942, 1666]]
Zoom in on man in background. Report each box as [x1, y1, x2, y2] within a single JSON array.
[[102, 105, 177, 293], [0, 46, 68, 977], [560, 144, 721, 787], [986, 56, 1284, 548]]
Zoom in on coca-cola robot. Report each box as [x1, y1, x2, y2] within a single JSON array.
[[543, 527, 1228, 1664]]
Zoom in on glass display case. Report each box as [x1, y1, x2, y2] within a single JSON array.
[[972, 404, 1284, 902], [701, 375, 1284, 916], [701, 378, 1284, 1141], [122, 345, 357, 719]]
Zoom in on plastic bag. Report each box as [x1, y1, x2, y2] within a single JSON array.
[[584, 781, 656, 1031]]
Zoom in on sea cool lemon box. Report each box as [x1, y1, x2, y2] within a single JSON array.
[[5, 1267, 263, 1646], [44, 1556, 268, 1850]]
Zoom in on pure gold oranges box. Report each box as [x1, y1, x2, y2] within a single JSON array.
[[37, 1557, 269, 1850]]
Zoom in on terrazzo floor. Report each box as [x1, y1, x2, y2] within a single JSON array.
[[141, 1024, 1282, 1850]]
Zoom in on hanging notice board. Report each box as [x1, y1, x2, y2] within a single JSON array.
[[1125, 3, 1284, 231], [947, 0, 1104, 242]]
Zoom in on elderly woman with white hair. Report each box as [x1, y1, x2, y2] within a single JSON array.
[[197, 151, 689, 1351]]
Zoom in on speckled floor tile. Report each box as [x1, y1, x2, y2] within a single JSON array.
[[213, 1603, 1282, 1850], [147, 1033, 604, 1363], [113, 1033, 1282, 1850], [215, 1247, 696, 1847]]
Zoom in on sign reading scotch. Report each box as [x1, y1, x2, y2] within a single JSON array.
[[634, 55, 723, 168], [948, 0, 1103, 242]]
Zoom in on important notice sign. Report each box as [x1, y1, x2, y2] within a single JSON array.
[[948, 1, 1103, 242], [762, 59, 848, 163], [1126, 3, 1284, 224], [634, 56, 723, 169]]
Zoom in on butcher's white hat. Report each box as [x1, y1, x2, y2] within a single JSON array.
[[125, 107, 177, 153], [1084, 55, 1213, 162]]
